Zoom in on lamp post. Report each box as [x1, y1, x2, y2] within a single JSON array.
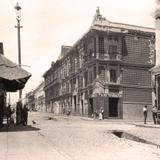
[[15, 2, 23, 99]]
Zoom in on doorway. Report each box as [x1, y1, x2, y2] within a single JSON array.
[[81, 100, 84, 115], [89, 98, 93, 116], [158, 77, 160, 110], [109, 98, 119, 117], [74, 95, 76, 112]]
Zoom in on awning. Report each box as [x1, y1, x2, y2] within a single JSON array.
[[0, 54, 31, 92]]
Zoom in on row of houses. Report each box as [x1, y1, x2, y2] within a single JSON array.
[[26, 8, 160, 120], [25, 81, 45, 112]]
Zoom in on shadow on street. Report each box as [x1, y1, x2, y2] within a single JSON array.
[[0, 124, 40, 132]]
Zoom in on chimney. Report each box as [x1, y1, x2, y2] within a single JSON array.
[[0, 43, 4, 55]]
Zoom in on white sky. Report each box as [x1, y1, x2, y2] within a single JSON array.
[[0, 0, 157, 104]]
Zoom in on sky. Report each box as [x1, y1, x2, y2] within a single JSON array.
[[0, 0, 157, 104]]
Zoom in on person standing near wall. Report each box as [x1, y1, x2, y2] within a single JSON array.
[[143, 105, 148, 124], [152, 105, 157, 124]]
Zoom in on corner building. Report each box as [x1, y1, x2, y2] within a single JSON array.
[[43, 8, 155, 119]]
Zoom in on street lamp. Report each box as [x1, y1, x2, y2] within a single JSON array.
[[15, 2, 23, 99]]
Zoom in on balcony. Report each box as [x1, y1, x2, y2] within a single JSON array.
[[96, 52, 122, 61]]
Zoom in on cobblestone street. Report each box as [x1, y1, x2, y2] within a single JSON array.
[[1, 112, 160, 160]]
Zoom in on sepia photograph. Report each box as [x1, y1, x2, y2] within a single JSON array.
[[0, 0, 160, 160]]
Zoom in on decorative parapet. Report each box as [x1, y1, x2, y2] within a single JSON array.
[[92, 7, 155, 33]]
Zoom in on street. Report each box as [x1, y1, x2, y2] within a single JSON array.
[[0, 112, 160, 160]]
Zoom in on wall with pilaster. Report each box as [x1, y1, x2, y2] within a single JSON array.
[[123, 103, 152, 120]]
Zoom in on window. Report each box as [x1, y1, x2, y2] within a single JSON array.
[[89, 71, 93, 83], [73, 77, 76, 84], [99, 66, 105, 81], [99, 37, 104, 55], [109, 45, 117, 59], [89, 49, 92, 58], [66, 82, 69, 93], [108, 35, 112, 40], [84, 71, 88, 86], [94, 37, 96, 56], [110, 69, 117, 83], [93, 66, 97, 79]]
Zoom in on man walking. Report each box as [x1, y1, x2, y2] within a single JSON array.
[[143, 105, 148, 124]]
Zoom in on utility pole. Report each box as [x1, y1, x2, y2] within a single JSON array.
[[15, 2, 23, 99]]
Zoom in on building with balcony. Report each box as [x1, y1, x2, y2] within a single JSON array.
[[43, 8, 155, 119]]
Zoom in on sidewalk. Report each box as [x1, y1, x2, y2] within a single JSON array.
[[79, 115, 160, 128], [0, 122, 71, 160], [129, 122, 160, 129]]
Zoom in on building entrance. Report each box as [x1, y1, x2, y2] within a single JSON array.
[[89, 98, 93, 116], [158, 77, 160, 110], [109, 98, 119, 117], [74, 95, 77, 112], [81, 100, 84, 115]]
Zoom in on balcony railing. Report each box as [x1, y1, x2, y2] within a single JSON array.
[[96, 52, 122, 61]]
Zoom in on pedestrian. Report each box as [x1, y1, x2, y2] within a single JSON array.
[[10, 108, 16, 124], [152, 105, 157, 124], [16, 100, 23, 125], [6, 104, 12, 125], [143, 105, 148, 124], [99, 108, 102, 120], [101, 107, 104, 119], [66, 108, 71, 116], [22, 105, 29, 126]]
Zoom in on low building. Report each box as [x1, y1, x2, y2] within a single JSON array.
[[43, 8, 155, 119]]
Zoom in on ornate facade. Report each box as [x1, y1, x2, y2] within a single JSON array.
[[43, 8, 155, 119]]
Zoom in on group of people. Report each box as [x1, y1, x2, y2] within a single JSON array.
[[16, 100, 29, 126], [0, 99, 29, 128], [143, 104, 158, 124], [93, 107, 104, 120]]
